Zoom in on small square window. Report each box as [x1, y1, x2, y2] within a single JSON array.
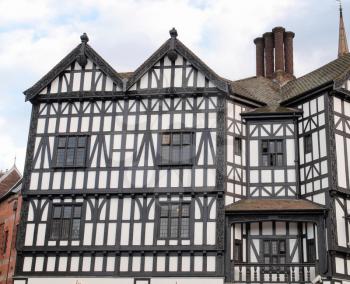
[[159, 132, 194, 166], [55, 135, 89, 168]]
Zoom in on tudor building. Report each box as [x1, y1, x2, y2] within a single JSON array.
[[13, 6, 350, 284]]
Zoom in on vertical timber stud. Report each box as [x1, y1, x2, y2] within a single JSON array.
[[16, 102, 40, 274], [326, 92, 338, 276], [216, 95, 226, 277]]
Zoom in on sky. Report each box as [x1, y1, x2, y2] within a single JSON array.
[[0, 0, 346, 173]]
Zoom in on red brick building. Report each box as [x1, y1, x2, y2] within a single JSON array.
[[0, 166, 22, 284]]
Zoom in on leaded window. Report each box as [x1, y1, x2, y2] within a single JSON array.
[[234, 137, 242, 156], [234, 239, 243, 262], [49, 205, 82, 241], [159, 202, 190, 239], [307, 239, 316, 262], [263, 239, 286, 272], [304, 134, 312, 154], [261, 140, 284, 167], [55, 136, 88, 168], [159, 132, 194, 166]]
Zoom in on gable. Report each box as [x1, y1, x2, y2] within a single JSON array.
[[38, 58, 122, 95], [127, 36, 228, 93], [24, 43, 124, 101], [129, 53, 217, 91]]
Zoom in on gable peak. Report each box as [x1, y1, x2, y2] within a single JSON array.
[[169, 27, 178, 39]]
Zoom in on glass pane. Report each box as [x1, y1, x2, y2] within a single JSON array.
[[66, 148, 75, 166], [181, 145, 192, 164], [264, 241, 270, 254], [170, 218, 179, 238], [56, 149, 66, 167], [75, 148, 86, 166], [276, 154, 283, 166], [181, 218, 189, 238], [159, 218, 168, 238], [272, 256, 278, 264], [280, 241, 286, 253], [264, 257, 270, 264], [53, 206, 61, 218], [58, 137, 66, 148], [171, 146, 180, 164], [235, 138, 242, 155], [262, 141, 268, 153], [74, 206, 82, 218], [50, 220, 61, 240], [68, 136, 77, 148], [171, 205, 179, 217], [162, 134, 171, 145], [182, 133, 191, 145], [269, 141, 275, 153], [262, 155, 269, 166], [63, 207, 72, 218], [270, 154, 276, 166], [280, 256, 285, 264], [272, 241, 278, 254], [172, 134, 181, 145], [161, 146, 170, 164], [182, 204, 190, 217], [78, 136, 87, 147], [276, 141, 283, 152], [71, 219, 80, 239], [61, 219, 70, 239], [160, 205, 168, 217]]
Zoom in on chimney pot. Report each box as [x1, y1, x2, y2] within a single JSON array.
[[254, 37, 265, 77], [284, 31, 295, 75], [263, 32, 274, 78]]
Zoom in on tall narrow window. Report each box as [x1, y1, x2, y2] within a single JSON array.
[[55, 136, 88, 168], [304, 134, 313, 154], [49, 205, 82, 241], [263, 239, 286, 272], [234, 239, 243, 262], [261, 140, 284, 167], [0, 223, 4, 254], [2, 230, 8, 254], [307, 239, 316, 262], [159, 202, 190, 239], [234, 137, 242, 156], [159, 132, 194, 166]]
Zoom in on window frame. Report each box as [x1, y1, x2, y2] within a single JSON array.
[[54, 135, 89, 169], [234, 239, 243, 262], [234, 137, 242, 156], [304, 133, 313, 154], [158, 131, 194, 167], [260, 139, 285, 167], [306, 239, 316, 263], [48, 204, 83, 241], [158, 202, 191, 240], [262, 239, 287, 273]]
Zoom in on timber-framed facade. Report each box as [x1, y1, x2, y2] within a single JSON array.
[[13, 13, 350, 284]]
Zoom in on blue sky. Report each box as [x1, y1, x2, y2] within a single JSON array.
[[0, 0, 347, 173]]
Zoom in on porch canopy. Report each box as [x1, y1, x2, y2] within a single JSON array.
[[225, 198, 328, 276]]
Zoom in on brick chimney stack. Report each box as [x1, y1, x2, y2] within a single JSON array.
[[254, 37, 265, 77], [284, 31, 295, 75], [255, 27, 295, 84]]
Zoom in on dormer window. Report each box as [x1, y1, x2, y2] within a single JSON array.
[[261, 140, 284, 167]]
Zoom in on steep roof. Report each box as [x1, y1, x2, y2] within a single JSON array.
[[225, 199, 324, 212], [281, 53, 350, 101], [0, 166, 22, 200], [228, 76, 281, 105]]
